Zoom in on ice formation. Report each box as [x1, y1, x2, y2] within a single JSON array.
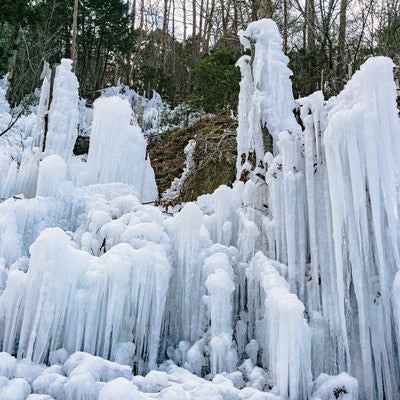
[[85, 96, 158, 202], [100, 84, 162, 136], [237, 21, 400, 400], [162, 139, 196, 202], [236, 19, 299, 178], [0, 17, 399, 400], [42, 59, 79, 159]]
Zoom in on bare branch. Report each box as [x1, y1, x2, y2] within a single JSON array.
[[0, 110, 24, 138]]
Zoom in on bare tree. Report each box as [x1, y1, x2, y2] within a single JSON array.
[[71, 0, 79, 66]]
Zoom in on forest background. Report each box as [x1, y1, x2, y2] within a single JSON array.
[[1, 0, 399, 114]]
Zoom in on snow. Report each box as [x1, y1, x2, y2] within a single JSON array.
[[99, 378, 145, 400], [0, 378, 31, 400], [0, 352, 17, 378], [0, 351, 285, 400], [311, 373, 358, 400], [0, 17, 399, 400]]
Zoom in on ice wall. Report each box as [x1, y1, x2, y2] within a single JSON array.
[[86, 96, 158, 203], [0, 187, 171, 374], [234, 18, 400, 400], [0, 17, 399, 400], [323, 57, 400, 399]]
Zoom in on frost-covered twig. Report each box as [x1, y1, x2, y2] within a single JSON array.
[[162, 139, 196, 202]]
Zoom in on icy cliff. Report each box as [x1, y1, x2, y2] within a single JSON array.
[[0, 19, 399, 400]]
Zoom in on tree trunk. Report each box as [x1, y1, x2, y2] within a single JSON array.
[[283, 0, 288, 53], [337, 0, 348, 76], [139, 0, 145, 30], [182, 0, 187, 46], [221, 0, 228, 48], [131, 0, 136, 30], [161, 0, 169, 63], [191, 0, 197, 66], [251, 0, 260, 21], [71, 0, 79, 66], [306, 0, 315, 50], [199, 0, 204, 55], [205, 0, 215, 53]]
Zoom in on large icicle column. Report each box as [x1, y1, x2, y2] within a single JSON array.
[[236, 17, 400, 400], [324, 57, 400, 400], [204, 252, 237, 376], [235, 19, 313, 399], [237, 19, 308, 302], [86, 96, 158, 203], [236, 19, 299, 179], [246, 252, 311, 399], [0, 59, 80, 199], [43, 59, 79, 159]]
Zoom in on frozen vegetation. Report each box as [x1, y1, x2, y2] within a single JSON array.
[[0, 18, 399, 400]]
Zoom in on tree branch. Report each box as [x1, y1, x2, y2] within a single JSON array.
[[0, 109, 23, 137]]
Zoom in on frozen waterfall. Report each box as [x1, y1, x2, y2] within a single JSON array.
[[0, 19, 399, 400]]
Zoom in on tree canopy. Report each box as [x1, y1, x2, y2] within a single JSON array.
[[1, 0, 399, 110]]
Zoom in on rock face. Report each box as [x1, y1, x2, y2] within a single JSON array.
[[73, 136, 90, 155], [148, 115, 238, 201]]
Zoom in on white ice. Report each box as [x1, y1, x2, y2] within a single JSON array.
[[0, 17, 399, 400]]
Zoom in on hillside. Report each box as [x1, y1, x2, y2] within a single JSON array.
[[148, 115, 237, 202]]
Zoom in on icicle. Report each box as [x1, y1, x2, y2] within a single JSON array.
[[246, 252, 312, 399], [44, 59, 79, 160], [166, 203, 206, 343], [36, 155, 66, 197], [324, 57, 400, 399], [204, 253, 237, 375]]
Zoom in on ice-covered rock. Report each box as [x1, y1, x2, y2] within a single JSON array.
[[99, 377, 146, 400], [311, 373, 358, 400], [0, 378, 31, 400]]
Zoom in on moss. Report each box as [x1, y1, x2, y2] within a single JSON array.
[[160, 127, 179, 144], [181, 157, 236, 201], [180, 121, 237, 201], [147, 115, 237, 201]]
